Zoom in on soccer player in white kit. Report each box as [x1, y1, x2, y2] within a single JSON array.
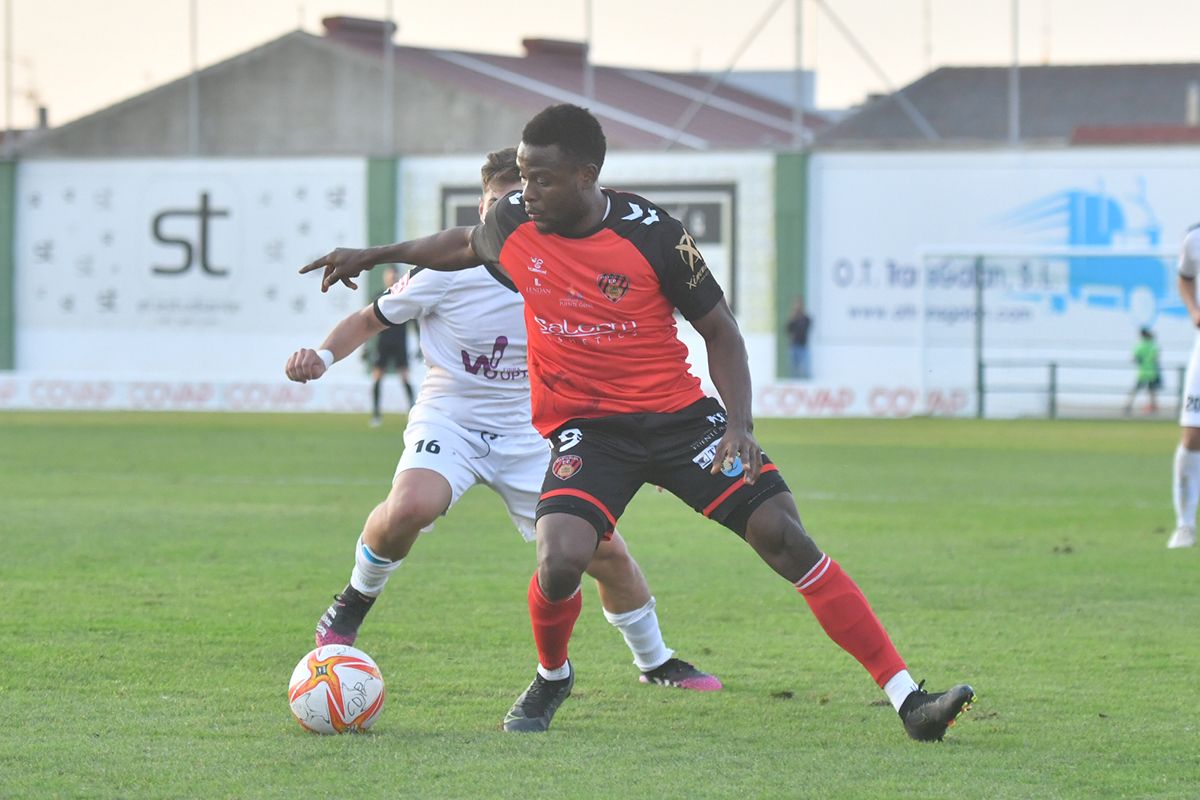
[[1170, 224, 1200, 549], [283, 149, 720, 690]]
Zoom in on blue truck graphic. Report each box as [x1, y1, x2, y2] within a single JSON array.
[[995, 182, 1180, 321]]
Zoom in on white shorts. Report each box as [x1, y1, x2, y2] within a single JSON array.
[[1183, 336, 1200, 428], [395, 413, 548, 541]]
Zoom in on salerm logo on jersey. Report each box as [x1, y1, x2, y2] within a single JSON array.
[[532, 316, 638, 345]]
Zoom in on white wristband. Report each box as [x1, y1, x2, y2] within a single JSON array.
[[316, 349, 335, 369]]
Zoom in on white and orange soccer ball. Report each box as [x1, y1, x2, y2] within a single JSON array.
[[287, 645, 386, 734]]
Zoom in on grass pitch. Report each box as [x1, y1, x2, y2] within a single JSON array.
[[1, 412, 1196, 799]]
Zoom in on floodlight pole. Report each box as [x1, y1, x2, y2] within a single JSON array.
[[1008, 0, 1020, 146], [383, 0, 395, 154], [187, 0, 199, 156], [583, 0, 594, 102], [791, 0, 804, 148], [3, 0, 12, 158]]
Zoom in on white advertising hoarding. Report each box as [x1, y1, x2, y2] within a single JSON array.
[[14, 159, 367, 380], [802, 148, 1200, 416]]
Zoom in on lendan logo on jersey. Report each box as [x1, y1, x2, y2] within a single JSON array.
[[461, 336, 527, 380], [533, 316, 638, 343]]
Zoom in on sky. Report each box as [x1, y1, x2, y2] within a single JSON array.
[[3, 0, 1199, 130]]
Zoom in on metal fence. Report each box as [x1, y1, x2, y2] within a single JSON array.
[[980, 359, 1185, 419]]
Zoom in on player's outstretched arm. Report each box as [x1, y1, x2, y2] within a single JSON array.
[[284, 305, 387, 383], [691, 299, 763, 484], [300, 227, 479, 293]]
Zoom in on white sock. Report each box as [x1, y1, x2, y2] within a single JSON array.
[[349, 534, 403, 596], [602, 596, 674, 672], [1174, 445, 1200, 529], [537, 662, 572, 681], [884, 669, 920, 712]]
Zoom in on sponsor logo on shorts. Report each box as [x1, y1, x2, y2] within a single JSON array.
[[692, 441, 720, 470], [597, 273, 630, 303], [552, 454, 582, 480], [692, 442, 745, 477]]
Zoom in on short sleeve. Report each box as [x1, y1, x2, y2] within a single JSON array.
[[470, 190, 526, 266], [1180, 228, 1200, 279], [654, 217, 725, 321], [374, 267, 449, 326]]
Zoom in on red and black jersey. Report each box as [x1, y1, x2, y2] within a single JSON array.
[[471, 188, 724, 436]]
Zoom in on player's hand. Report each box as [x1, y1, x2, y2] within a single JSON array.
[[284, 348, 328, 383], [710, 425, 763, 485], [299, 247, 375, 293]]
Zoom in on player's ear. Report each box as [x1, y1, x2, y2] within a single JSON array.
[[577, 162, 599, 189]]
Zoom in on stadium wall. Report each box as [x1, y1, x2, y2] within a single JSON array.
[[1, 157, 381, 412], [7, 147, 1195, 417], [0, 161, 14, 370], [797, 147, 1200, 417]]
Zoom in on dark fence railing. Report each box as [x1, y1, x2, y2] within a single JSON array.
[[980, 359, 1185, 419]]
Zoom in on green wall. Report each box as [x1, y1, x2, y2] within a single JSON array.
[[774, 152, 808, 377], [0, 161, 14, 370], [366, 157, 398, 297]]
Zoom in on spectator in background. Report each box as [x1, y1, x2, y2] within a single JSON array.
[[1123, 328, 1161, 416], [786, 296, 812, 379], [369, 265, 415, 426]]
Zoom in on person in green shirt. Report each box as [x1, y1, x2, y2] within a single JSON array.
[[1124, 327, 1162, 416]]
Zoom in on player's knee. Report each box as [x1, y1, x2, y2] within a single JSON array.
[[379, 487, 442, 539], [584, 534, 632, 581], [1183, 427, 1200, 450], [744, 496, 821, 571], [535, 520, 594, 601]]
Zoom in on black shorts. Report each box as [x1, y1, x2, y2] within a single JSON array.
[[373, 329, 409, 370], [536, 397, 790, 539]]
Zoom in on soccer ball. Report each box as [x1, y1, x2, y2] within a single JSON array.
[[287, 644, 386, 734]]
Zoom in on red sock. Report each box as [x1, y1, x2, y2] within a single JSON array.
[[527, 572, 582, 671], [795, 555, 907, 687]]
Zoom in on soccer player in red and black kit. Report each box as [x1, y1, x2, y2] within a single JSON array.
[[301, 104, 975, 741]]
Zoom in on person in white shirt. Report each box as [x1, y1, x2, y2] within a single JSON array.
[[1170, 224, 1200, 549], [283, 148, 720, 690]]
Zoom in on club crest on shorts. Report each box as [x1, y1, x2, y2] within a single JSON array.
[[552, 454, 582, 480], [597, 273, 630, 303]]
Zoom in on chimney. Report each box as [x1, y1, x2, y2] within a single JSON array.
[[522, 38, 588, 60], [37, 106, 49, 129], [322, 16, 397, 49], [1187, 81, 1200, 127]]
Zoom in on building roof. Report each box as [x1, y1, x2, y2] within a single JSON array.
[[325, 17, 826, 151], [19, 16, 827, 158], [815, 63, 1200, 148]]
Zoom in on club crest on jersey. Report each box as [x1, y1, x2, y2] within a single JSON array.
[[597, 273, 630, 303], [552, 454, 583, 480]]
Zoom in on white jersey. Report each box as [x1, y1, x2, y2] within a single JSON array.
[[1179, 227, 1200, 426], [374, 266, 532, 436], [1180, 227, 1200, 279]]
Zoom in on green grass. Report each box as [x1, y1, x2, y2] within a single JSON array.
[[1, 412, 1197, 799]]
